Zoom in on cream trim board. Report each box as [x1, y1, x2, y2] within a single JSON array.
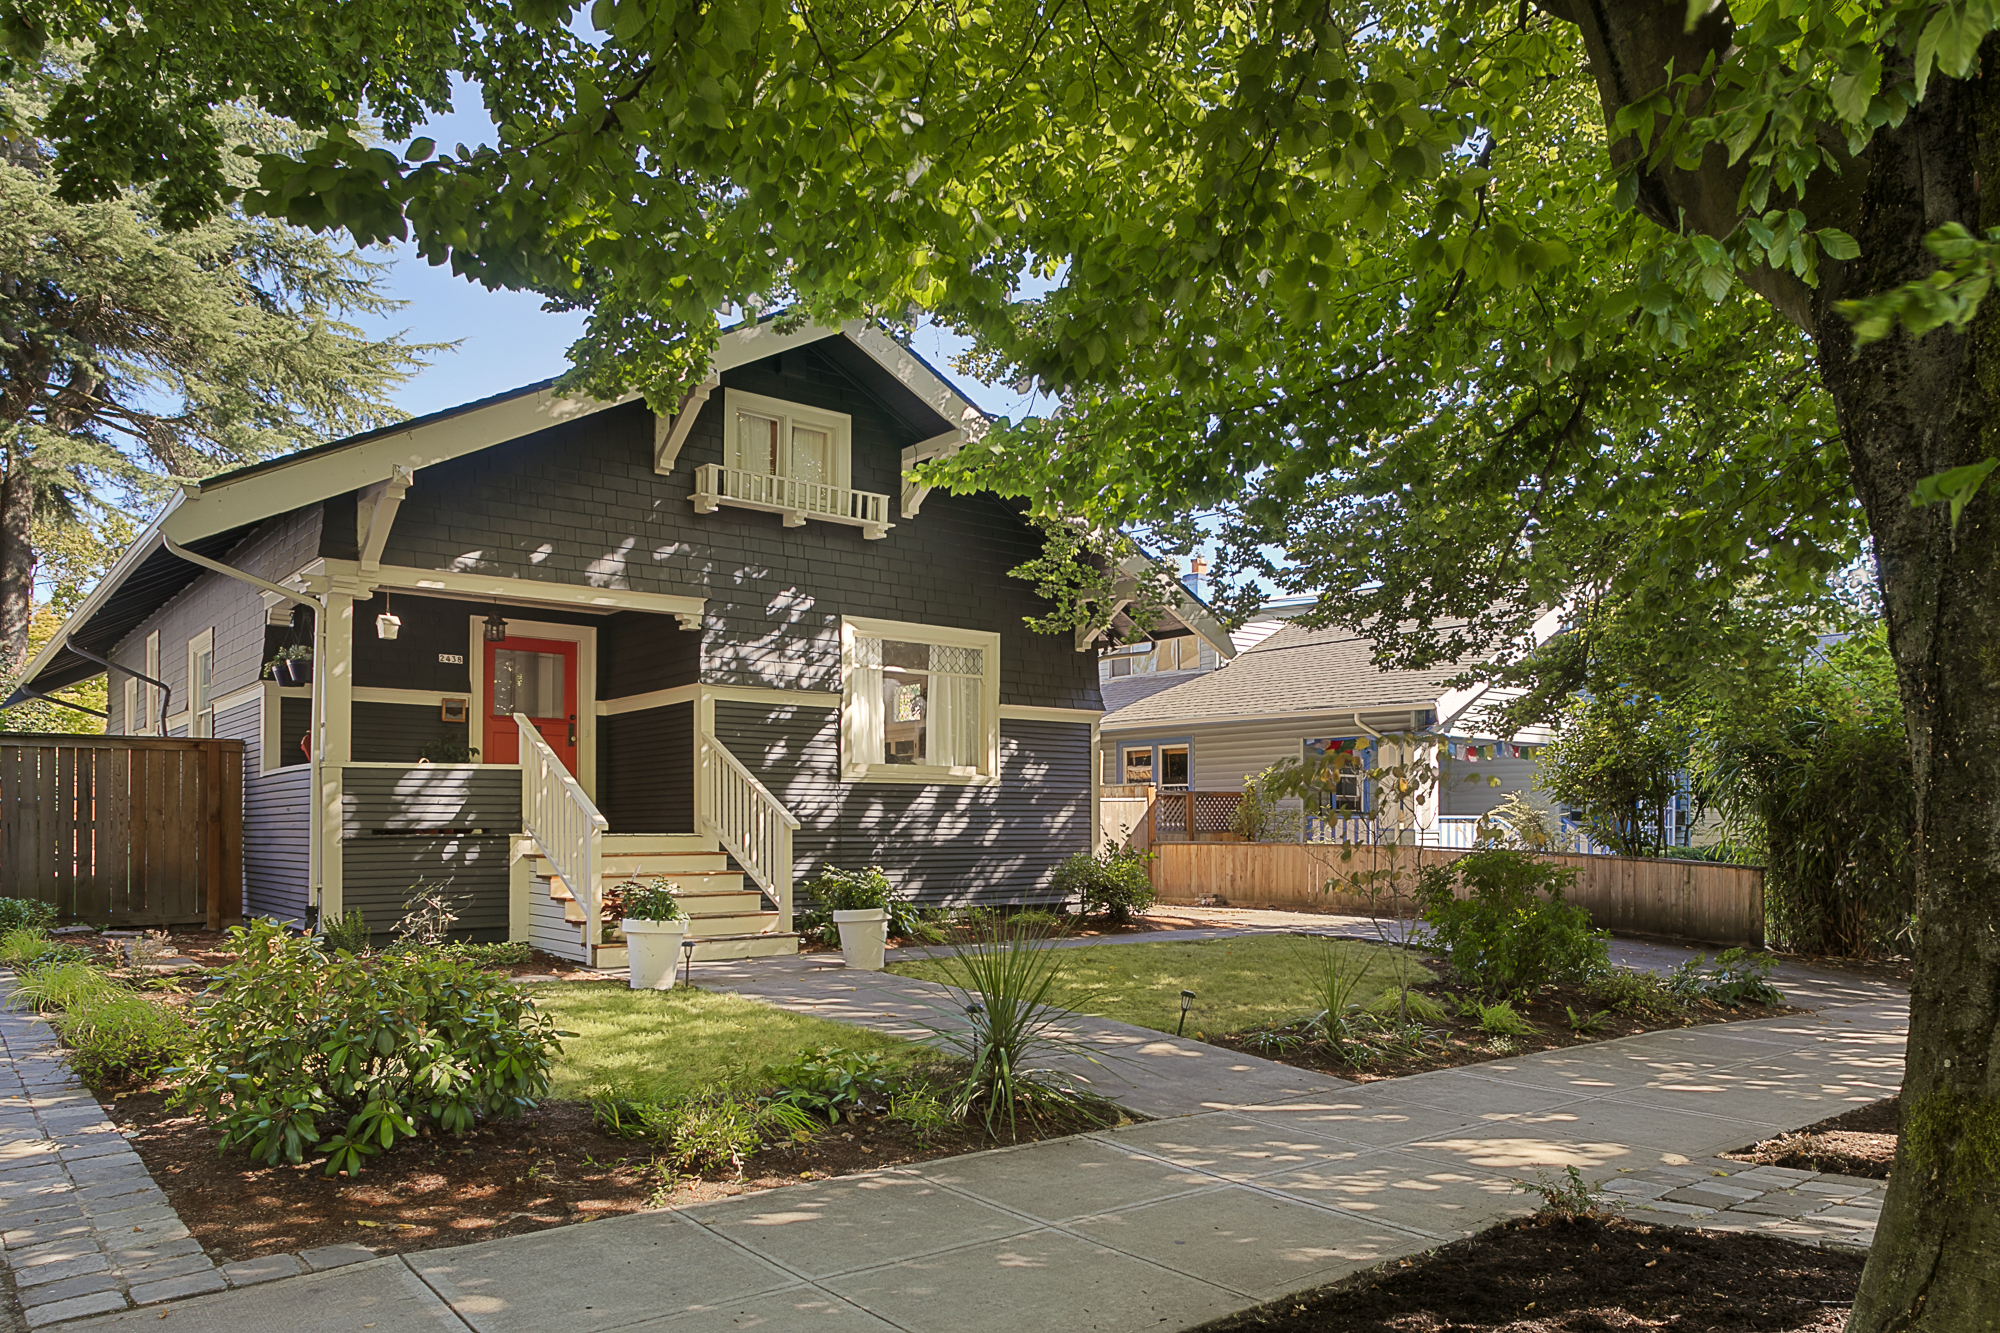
[[704, 684, 839, 709], [839, 616, 1001, 784], [185, 628, 216, 737], [212, 683, 263, 716], [654, 376, 719, 474], [998, 705, 1104, 723], [362, 565, 704, 629], [598, 684, 700, 717], [121, 678, 139, 736], [1100, 704, 1436, 735], [143, 632, 161, 735], [722, 388, 852, 488], [466, 617, 598, 797]]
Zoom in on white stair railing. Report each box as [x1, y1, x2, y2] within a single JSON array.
[[697, 732, 800, 929], [516, 713, 609, 937]]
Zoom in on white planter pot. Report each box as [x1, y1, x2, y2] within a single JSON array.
[[831, 908, 889, 971], [622, 917, 689, 990]]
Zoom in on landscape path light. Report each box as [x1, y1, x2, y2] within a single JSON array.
[[1178, 989, 1197, 1037]]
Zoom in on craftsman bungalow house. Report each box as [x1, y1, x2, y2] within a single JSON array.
[[9, 320, 1230, 965]]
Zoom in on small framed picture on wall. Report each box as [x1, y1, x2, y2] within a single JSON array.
[[440, 698, 469, 723]]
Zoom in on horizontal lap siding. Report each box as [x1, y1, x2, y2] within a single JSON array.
[[214, 696, 262, 918], [714, 702, 1090, 905], [340, 837, 510, 944], [351, 701, 472, 765], [340, 766, 518, 944], [244, 766, 311, 923], [340, 767, 520, 834], [598, 702, 693, 832]]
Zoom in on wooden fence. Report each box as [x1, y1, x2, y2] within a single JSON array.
[[0, 734, 244, 928], [1150, 841, 1765, 948]]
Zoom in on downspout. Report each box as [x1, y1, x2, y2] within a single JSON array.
[[13, 680, 109, 722], [161, 537, 328, 911], [64, 637, 169, 731]]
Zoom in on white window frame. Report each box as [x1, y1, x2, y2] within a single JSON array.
[[839, 616, 1000, 785], [186, 629, 216, 738], [141, 632, 161, 735], [122, 677, 139, 737], [725, 389, 852, 489]]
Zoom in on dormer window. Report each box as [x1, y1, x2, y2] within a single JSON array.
[[694, 391, 892, 538]]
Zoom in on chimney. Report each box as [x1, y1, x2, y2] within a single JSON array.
[[1182, 557, 1208, 598]]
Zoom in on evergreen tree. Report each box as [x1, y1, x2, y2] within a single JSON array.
[[0, 53, 438, 669]]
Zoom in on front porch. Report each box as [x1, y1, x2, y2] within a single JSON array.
[[249, 575, 802, 967]]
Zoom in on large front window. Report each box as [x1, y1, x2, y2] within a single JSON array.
[[842, 617, 1000, 783]]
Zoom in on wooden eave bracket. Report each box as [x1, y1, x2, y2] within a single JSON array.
[[655, 376, 722, 474], [900, 429, 965, 519], [356, 466, 415, 575], [1074, 579, 1139, 651]]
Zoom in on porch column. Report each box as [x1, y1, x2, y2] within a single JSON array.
[[315, 576, 361, 920]]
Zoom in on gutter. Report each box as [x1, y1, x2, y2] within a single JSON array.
[[10, 683, 108, 722], [62, 638, 168, 731]]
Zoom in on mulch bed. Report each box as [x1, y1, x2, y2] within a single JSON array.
[[105, 1089, 1109, 1263], [1195, 1214, 1865, 1333], [1207, 980, 1797, 1082], [1724, 1095, 1898, 1180]]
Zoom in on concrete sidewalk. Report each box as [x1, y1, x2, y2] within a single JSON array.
[[53, 991, 1906, 1333]]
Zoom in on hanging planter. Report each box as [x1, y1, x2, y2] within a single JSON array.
[[272, 647, 313, 687]]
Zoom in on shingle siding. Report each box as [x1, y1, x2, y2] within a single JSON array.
[[375, 342, 1100, 711], [713, 701, 1091, 905]]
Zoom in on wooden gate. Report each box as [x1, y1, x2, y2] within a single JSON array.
[[0, 734, 244, 928]]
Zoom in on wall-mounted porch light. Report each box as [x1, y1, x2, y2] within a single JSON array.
[[375, 591, 401, 640], [483, 607, 508, 643]]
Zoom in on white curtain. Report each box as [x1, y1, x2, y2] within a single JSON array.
[[928, 644, 984, 769], [844, 634, 885, 769]]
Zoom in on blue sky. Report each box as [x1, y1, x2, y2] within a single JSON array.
[[353, 81, 1042, 422]]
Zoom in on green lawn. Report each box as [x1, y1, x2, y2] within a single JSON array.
[[530, 982, 914, 1103], [890, 935, 1430, 1039]]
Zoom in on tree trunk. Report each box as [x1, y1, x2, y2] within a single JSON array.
[[1814, 58, 2000, 1333], [1545, 1, 2000, 1321], [0, 449, 34, 672]]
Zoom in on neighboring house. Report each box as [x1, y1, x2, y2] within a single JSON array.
[[7, 319, 1229, 964], [1099, 620, 1550, 845]]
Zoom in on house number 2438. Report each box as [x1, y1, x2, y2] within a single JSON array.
[[438, 653, 465, 665]]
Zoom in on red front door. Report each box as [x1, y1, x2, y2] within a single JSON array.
[[483, 636, 579, 771]]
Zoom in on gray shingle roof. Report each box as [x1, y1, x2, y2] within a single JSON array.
[[1102, 621, 1467, 728], [1100, 672, 1202, 714]]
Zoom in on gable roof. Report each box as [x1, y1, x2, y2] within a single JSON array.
[[7, 318, 1226, 708], [1101, 621, 1467, 732]]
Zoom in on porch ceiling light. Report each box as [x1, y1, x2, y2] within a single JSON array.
[[483, 608, 508, 643], [375, 592, 401, 640]]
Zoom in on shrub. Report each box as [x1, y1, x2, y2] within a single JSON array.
[[394, 879, 463, 947], [590, 1092, 814, 1173], [888, 897, 944, 943], [1052, 844, 1156, 923], [924, 922, 1101, 1136], [0, 899, 57, 934], [1415, 849, 1609, 999], [1366, 985, 1447, 1024], [1299, 939, 1377, 1047], [320, 909, 370, 954], [1473, 999, 1537, 1037], [53, 989, 191, 1085], [805, 866, 891, 912], [762, 1045, 895, 1123], [0, 928, 89, 968], [8, 960, 190, 1085], [175, 921, 564, 1175], [439, 940, 533, 968], [1585, 968, 1682, 1017], [1667, 948, 1785, 1007], [8, 960, 119, 1012], [619, 878, 686, 923]]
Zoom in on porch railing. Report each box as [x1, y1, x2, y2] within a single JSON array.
[[515, 713, 608, 930], [690, 463, 893, 540], [697, 732, 799, 928]]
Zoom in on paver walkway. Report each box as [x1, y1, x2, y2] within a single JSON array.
[[30, 979, 1902, 1333], [0, 980, 384, 1328]]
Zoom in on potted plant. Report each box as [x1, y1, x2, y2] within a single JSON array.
[[810, 866, 893, 971], [618, 877, 688, 990], [271, 645, 313, 687]]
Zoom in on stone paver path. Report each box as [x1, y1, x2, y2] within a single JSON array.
[[30, 984, 1901, 1333], [1601, 1157, 1885, 1248], [0, 979, 379, 1328]]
